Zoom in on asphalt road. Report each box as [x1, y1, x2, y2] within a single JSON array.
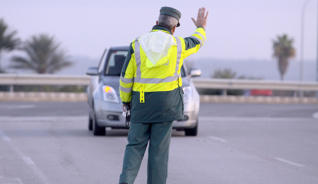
[[0, 102, 317, 184]]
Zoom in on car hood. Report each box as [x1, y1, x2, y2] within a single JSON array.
[[101, 76, 190, 94]]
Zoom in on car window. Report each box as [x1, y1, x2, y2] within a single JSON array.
[[104, 50, 128, 76]]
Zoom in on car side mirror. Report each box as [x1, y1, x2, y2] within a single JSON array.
[[190, 69, 201, 78], [86, 67, 99, 76]]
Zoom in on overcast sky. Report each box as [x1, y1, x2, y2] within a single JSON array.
[[1, 0, 317, 61]]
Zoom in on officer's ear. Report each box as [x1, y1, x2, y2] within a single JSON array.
[[171, 26, 176, 34], [156, 21, 159, 25]]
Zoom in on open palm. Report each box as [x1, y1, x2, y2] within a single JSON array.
[[191, 7, 209, 29]]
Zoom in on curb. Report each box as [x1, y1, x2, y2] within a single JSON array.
[[200, 95, 318, 104], [0, 92, 87, 102]]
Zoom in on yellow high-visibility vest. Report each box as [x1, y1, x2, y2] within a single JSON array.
[[120, 27, 206, 104]]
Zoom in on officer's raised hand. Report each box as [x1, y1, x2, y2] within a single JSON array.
[[191, 7, 209, 30]]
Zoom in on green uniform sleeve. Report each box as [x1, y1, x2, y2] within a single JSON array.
[[120, 42, 136, 104], [182, 27, 206, 59]]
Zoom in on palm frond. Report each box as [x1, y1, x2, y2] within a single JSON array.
[[10, 56, 36, 71], [10, 33, 72, 74], [0, 18, 20, 51]]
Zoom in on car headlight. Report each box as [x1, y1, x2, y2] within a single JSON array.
[[103, 85, 119, 103], [183, 86, 193, 101]]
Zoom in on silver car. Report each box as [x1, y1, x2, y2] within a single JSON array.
[[86, 46, 201, 136]]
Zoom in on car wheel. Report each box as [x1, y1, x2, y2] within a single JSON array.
[[88, 115, 93, 131], [185, 120, 198, 136], [92, 114, 106, 136]]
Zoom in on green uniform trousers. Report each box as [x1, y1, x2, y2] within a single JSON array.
[[119, 121, 173, 184]]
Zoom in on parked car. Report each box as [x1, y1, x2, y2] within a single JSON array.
[[86, 46, 201, 136], [250, 89, 273, 96]]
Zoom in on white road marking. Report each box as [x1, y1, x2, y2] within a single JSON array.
[[0, 129, 50, 184], [274, 157, 305, 168], [208, 136, 228, 143], [0, 115, 311, 123], [0, 105, 36, 109], [0, 176, 24, 184], [15, 178, 24, 184], [2, 134, 11, 142], [0, 116, 87, 122], [14, 105, 36, 109], [22, 156, 36, 166], [313, 112, 318, 119], [200, 116, 312, 122]]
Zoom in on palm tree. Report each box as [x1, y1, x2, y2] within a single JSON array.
[[0, 18, 20, 73], [272, 34, 296, 80], [11, 34, 72, 74], [212, 68, 237, 79]]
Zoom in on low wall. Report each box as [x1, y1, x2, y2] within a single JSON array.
[[1, 92, 318, 104]]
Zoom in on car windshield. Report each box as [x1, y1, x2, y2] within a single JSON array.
[[104, 49, 186, 77], [104, 50, 128, 76]]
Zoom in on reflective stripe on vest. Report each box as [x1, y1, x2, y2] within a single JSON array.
[[134, 37, 182, 84], [120, 76, 134, 84], [120, 86, 132, 93], [194, 31, 205, 43]]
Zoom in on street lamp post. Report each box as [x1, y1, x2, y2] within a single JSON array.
[[316, 0, 318, 83], [300, 0, 311, 83], [316, 0, 318, 98]]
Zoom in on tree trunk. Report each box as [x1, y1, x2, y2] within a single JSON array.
[[278, 57, 289, 81], [0, 52, 2, 72], [0, 52, 4, 73]]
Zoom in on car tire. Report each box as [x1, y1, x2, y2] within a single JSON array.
[[92, 114, 106, 136], [88, 115, 93, 131], [185, 120, 198, 136]]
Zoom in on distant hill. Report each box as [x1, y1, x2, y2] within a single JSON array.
[[189, 58, 316, 82], [57, 55, 100, 75], [1, 54, 316, 82]]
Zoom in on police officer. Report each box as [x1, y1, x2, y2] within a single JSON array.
[[119, 6, 208, 184]]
